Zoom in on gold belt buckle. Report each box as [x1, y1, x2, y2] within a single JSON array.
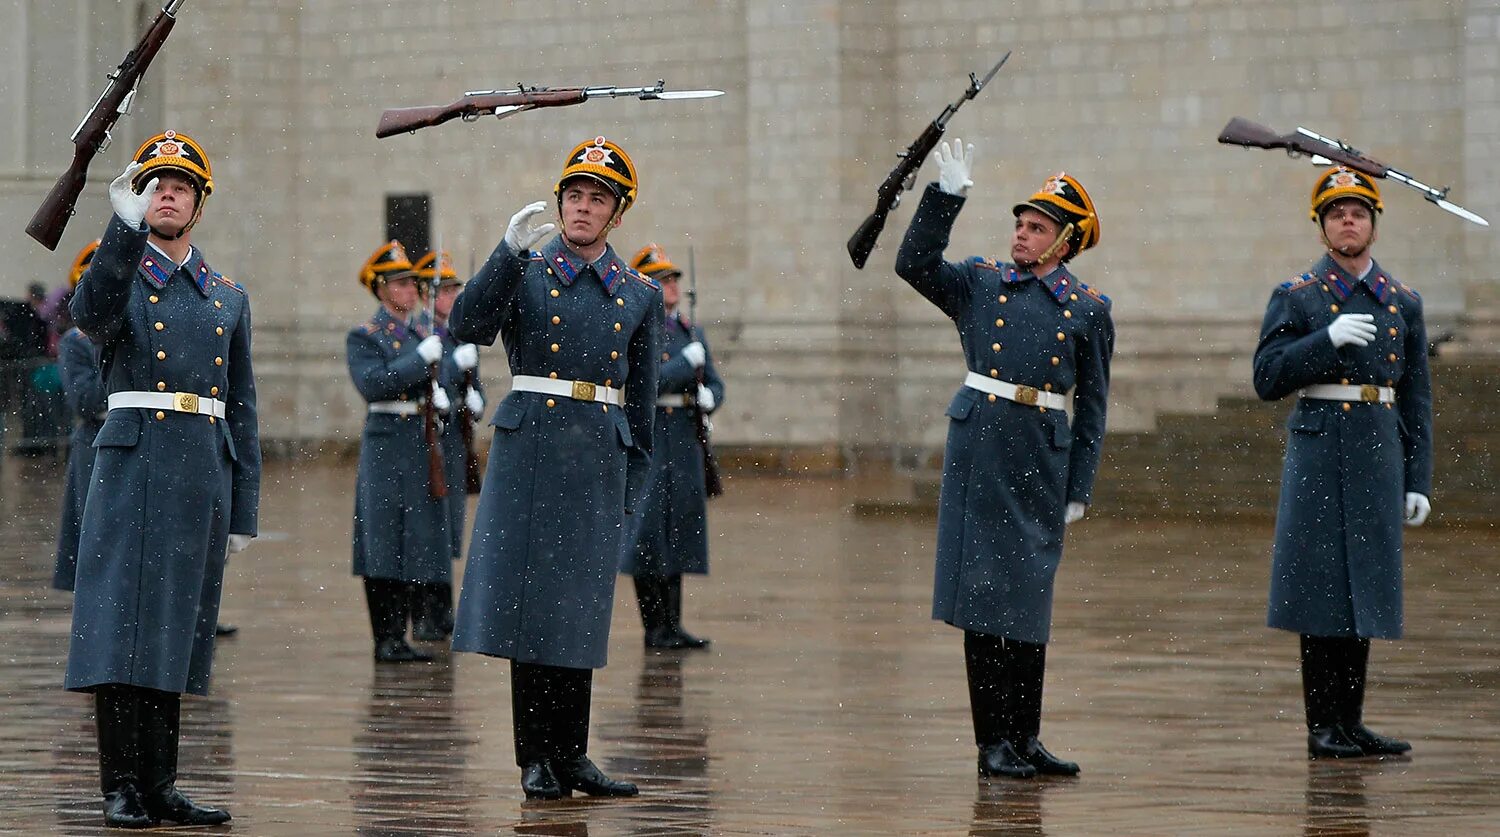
[[1359, 384, 1380, 403], [1013, 385, 1039, 406], [571, 380, 597, 402], [176, 392, 201, 414]]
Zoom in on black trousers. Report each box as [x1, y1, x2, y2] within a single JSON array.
[[363, 578, 412, 643], [1300, 634, 1370, 730], [964, 631, 1046, 748], [511, 661, 592, 767], [95, 684, 182, 795]]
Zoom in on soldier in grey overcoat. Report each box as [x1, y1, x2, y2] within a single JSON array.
[[1253, 166, 1432, 759], [619, 243, 724, 650], [894, 140, 1112, 780], [52, 240, 103, 592], [347, 240, 453, 663], [450, 136, 660, 800], [66, 131, 256, 827], [412, 249, 484, 641]]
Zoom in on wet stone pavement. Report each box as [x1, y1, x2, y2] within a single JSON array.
[[1, 455, 1498, 835]]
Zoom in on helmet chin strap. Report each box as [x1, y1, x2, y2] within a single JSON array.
[[1028, 221, 1074, 270]]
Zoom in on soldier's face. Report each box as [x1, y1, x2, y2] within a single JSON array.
[[1321, 198, 1376, 257], [1011, 209, 1065, 268], [145, 172, 198, 236], [435, 283, 461, 318], [659, 274, 681, 309], [379, 274, 420, 314], [559, 180, 619, 246]]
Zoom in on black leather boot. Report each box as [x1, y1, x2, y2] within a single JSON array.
[[636, 576, 685, 649], [139, 689, 231, 826], [512, 662, 562, 800], [1303, 635, 1364, 759], [666, 575, 711, 649], [1338, 638, 1410, 755], [1021, 737, 1080, 776], [977, 741, 1037, 779], [412, 582, 447, 642], [554, 754, 640, 796], [367, 579, 432, 662], [1009, 641, 1078, 775], [552, 665, 639, 797], [96, 686, 154, 828]]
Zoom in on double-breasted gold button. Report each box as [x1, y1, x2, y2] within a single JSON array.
[[1341, 378, 1350, 385], [1330, 304, 1340, 313], [614, 323, 622, 332], [1056, 332, 1066, 341], [612, 351, 620, 360], [661, 352, 669, 361], [149, 295, 159, 304], [156, 351, 167, 360], [157, 382, 167, 391], [1388, 353, 1397, 362], [552, 316, 561, 325], [548, 372, 558, 379], [1064, 310, 1073, 319], [550, 289, 560, 298], [393, 341, 401, 350], [155, 411, 166, 420], [616, 298, 624, 307], [1342, 403, 1352, 412], [211, 386, 219, 396], [1388, 305, 1397, 314], [214, 300, 223, 309], [1069, 293, 1078, 301], [550, 343, 560, 353], [154, 322, 165, 331], [995, 318, 1005, 327], [1388, 327, 1397, 336], [992, 343, 1001, 352], [988, 394, 997, 403], [216, 326, 224, 336], [1051, 356, 1060, 366], [546, 399, 556, 408], [215, 357, 223, 366], [602, 405, 609, 413], [989, 368, 998, 378]]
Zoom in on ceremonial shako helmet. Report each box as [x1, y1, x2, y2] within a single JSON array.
[[413, 250, 461, 287], [1311, 165, 1383, 222], [555, 136, 638, 221], [130, 130, 214, 238], [68, 239, 101, 289], [359, 240, 415, 297], [1012, 172, 1100, 263], [629, 243, 681, 281]]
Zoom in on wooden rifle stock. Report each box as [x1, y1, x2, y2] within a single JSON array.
[[691, 378, 724, 500], [424, 363, 448, 500], [376, 88, 587, 138], [1217, 117, 1390, 179], [26, 0, 184, 250], [460, 369, 483, 494]]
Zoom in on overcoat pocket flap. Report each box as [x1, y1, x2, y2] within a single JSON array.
[[1287, 410, 1327, 434], [93, 415, 141, 448], [492, 397, 527, 431], [615, 416, 635, 449], [220, 425, 239, 462], [945, 387, 980, 421], [1051, 420, 1072, 450]]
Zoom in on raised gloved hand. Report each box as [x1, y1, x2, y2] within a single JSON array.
[[430, 380, 451, 412], [453, 343, 479, 371], [416, 334, 443, 364], [1064, 502, 1087, 524], [109, 162, 156, 228], [227, 534, 253, 554], [935, 137, 976, 197], [503, 201, 557, 254], [465, 387, 484, 416], [696, 384, 716, 412], [681, 341, 707, 369], [1327, 313, 1377, 348], [1404, 492, 1431, 527]]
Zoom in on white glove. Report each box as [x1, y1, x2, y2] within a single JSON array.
[[465, 387, 484, 416], [1327, 313, 1377, 348], [935, 137, 976, 197], [453, 343, 479, 371], [430, 381, 451, 412], [1064, 502, 1087, 524], [416, 334, 443, 364], [503, 200, 557, 254], [696, 384, 716, 412], [227, 534, 253, 554], [681, 341, 707, 369], [1404, 492, 1431, 527], [109, 162, 156, 228]]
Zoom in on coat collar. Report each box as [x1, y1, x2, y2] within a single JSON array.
[[1312, 254, 1394, 304], [139, 243, 215, 296], [541, 235, 626, 295], [1002, 262, 1077, 305], [369, 305, 417, 341]]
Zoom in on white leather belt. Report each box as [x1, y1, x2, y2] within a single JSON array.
[[656, 393, 695, 408], [1299, 384, 1395, 404], [368, 401, 422, 416], [108, 391, 227, 419], [512, 375, 623, 407], [963, 371, 1068, 411]]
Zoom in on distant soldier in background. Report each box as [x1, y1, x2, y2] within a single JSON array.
[[620, 243, 723, 650], [411, 249, 484, 641], [347, 241, 452, 662], [1253, 166, 1432, 759], [51, 240, 103, 593]]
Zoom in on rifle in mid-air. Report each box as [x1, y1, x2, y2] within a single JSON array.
[[376, 80, 725, 139], [1217, 117, 1489, 227], [686, 247, 723, 499], [847, 50, 1011, 269], [26, 0, 187, 250], [421, 240, 447, 501]]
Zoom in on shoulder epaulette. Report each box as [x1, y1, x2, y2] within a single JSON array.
[[970, 256, 1002, 272], [1077, 281, 1109, 304], [1395, 279, 1420, 300], [1279, 273, 1320, 292], [362, 321, 380, 335], [528, 252, 545, 262], [215, 272, 245, 294], [628, 266, 659, 290]]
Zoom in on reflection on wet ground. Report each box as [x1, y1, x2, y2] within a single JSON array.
[[1, 456, 1497, 834]]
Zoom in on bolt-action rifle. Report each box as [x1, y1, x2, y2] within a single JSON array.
[[422, 237, 447, 501], [1217, 117, 1489, 227], [687, 247, 723, 499], [376, 81, 724, 139], [26, 0, 187, 250], [847, 50, 1011, 269]]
